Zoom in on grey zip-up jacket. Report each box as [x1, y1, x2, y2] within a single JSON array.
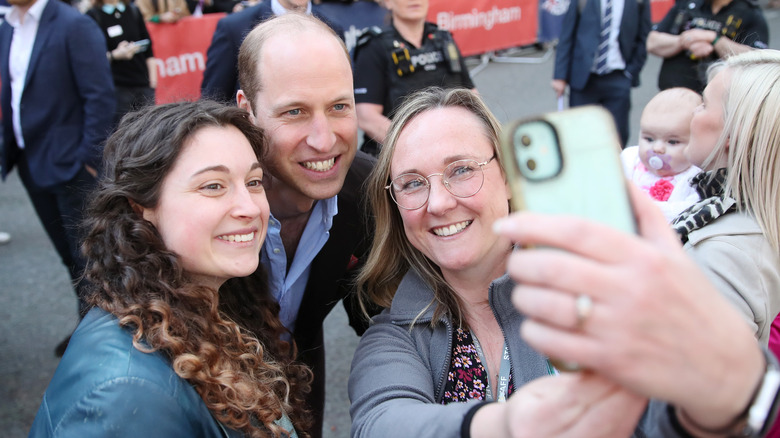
[[348, 270, 693, 438], [348, 270, 551, 437]]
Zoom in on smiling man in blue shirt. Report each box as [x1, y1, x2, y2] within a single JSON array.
[[219, 13, 375, 438]]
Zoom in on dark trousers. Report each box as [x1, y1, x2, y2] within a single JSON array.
[[17, 155, 96, 317], [114, 85, 155, 127], [570, 70, 632, 147]]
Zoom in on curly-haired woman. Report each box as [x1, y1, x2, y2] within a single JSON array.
[[29, 100, 311, 438]]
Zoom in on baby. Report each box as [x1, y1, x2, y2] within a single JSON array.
[[621, 88, 702, 222]]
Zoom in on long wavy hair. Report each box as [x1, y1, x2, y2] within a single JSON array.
[[356, 87, 505, 327], [702, 49, 780, 255], [82, 100, 312, 437]]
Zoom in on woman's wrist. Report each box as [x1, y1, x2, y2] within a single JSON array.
[[464, 401, 503, 438], [677, 345, 777, 436], [712, 34, 721, 46]]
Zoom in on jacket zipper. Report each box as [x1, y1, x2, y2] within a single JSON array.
[[392, 314, 453, 403]]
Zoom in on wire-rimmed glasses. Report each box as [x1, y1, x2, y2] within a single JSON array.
[[386, 155, 496, 210]]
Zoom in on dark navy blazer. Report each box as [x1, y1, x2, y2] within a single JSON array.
[[553, 0, 651, 90], [0, 0, 115, 188]]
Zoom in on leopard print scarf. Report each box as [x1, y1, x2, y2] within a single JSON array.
[[671, 168, 736, 244]]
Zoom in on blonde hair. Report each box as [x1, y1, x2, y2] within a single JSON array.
[[704, 49, 780, 254], [356, 87, 504, 326]]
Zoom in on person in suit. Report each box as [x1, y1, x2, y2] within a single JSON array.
[[0, 0, 115, 355], [220, 13, 375, 438], [551, 0, 651, 147], [200, 0, 344, 104]]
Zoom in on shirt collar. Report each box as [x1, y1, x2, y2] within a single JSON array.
[[319, 194, 338, 231], [266, 194, 337, 234], [7, 0, 48, 27], [270, 0, 312, 16]]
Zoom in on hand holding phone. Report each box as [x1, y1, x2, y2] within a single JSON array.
[[134, 39, 151, 52]]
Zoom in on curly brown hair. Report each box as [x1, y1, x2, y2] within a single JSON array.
[[82, 100, 312, 437]]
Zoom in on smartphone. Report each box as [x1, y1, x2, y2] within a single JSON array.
[[134, 39, 151, 52], [500, 105, 636, 371], [502, 105, 636, 234]]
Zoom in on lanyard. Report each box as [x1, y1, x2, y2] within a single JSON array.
[[472, 333, 511, 402], [546, 359, 559, 375]]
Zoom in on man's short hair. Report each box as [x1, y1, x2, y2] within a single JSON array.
[[237, 13, 350, 109]]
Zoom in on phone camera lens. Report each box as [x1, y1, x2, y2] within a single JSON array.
[[526, 159, 536, 171], [520, 135, 531, 147]]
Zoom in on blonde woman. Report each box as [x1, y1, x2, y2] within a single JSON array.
[[671, 49, 780, 345], [349, 88, 649, 437]]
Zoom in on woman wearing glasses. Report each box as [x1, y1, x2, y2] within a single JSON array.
[[348, 87, 648, 437]]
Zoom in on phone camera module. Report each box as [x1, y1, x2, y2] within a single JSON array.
[[526, 159, 537, 171], [520, 135, 531, 147]]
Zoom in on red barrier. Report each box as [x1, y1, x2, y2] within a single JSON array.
[[650, 0, 674, 23], [428, 0, 538, 57], [147, 13, 225, 104], [146, 1, 671, 104]]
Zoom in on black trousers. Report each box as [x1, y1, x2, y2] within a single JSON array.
[[570, 70, 632, 148], [114, 85, 155, 127]]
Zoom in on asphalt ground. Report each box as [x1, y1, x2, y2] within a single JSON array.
[[2, 10, 779, 437]]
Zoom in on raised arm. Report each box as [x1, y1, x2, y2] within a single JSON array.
[[495, 185, 772, 435]]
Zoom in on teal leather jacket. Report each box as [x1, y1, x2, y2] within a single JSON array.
[[29, 308, 242, 437]]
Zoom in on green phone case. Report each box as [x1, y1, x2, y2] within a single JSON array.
[[502, 105, 636, 235]]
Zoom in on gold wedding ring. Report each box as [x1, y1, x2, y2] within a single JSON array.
[[548, 294, 594, 373]]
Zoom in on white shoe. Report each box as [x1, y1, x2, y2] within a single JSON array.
[[0, 231, 10, 245]]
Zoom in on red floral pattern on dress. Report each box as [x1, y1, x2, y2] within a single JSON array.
[[649, 179, 674, 201], [441, 328, 514, 403]]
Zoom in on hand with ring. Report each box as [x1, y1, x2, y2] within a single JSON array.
[[493, 184, 765, 428], [574, 294, 593, 330]]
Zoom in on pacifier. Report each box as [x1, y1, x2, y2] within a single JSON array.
[[648, 156, 664, 170], [645, 151, 671, 172]]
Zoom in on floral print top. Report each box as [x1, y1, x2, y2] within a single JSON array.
[[441, 328, 514, 403]]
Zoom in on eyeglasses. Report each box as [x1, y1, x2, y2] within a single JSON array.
[[386, 155, 496, 210]]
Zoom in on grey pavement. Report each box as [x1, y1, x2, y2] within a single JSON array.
[[3, 10, 779, 437]]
